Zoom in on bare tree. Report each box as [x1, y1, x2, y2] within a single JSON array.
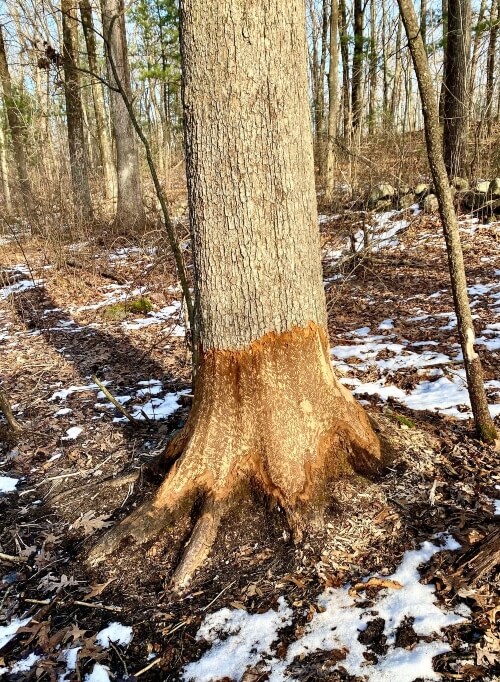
[[397, 0, 497, 442], [325, 0, 339, 202], [61, 0, 94, 221], [0, 25, 34, 214], [443, 0, 471, 178], [79, 0, 116, 203], [101, 0, 146, 232]]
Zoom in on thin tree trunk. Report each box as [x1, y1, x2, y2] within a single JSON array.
[[0, 25, 34, 214], [439, 0, 448, 122], [443, 0, 471, 178], [468, 0, 488, 100], [391, 18, 403, 127], [0, 120, 12, 213], [61, 0, 94, 221], [420, 0, 427, 46], [397, 0, 497, 442], [101, 0, 146, 232], [351, 0, 364, 134], [339, 0, 350, 138], [325, 0, 339, 203], [485, 0, 498, 135], [368, 0, 377, 134], [79, 0, 117, 203]]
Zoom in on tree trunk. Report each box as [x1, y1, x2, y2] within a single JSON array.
[[89, 0, 382, 589], [0, 120, 12, 213], [468, 0, 488, 99], [485, 0, 498, 135], [439, 0, 448, 122], [101, 0, 146, 232], [443, 0, 471, 178], [325, 0, 339, 203], [0, 25, 34, 215], [352, 0, 364, 134], [368, 0, 377, 134], [61, 0, 94, 222], [397, 0, 497, 443], [391, 18, 403, 127], [420, 0, 427, 47], [339, 0, 350, 138], [79, 0, 117, 204]]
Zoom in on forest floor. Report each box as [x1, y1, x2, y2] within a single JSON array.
[[0, 204, 499, 682]]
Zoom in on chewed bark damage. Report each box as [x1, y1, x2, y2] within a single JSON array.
[[89, 323, 382, 588]]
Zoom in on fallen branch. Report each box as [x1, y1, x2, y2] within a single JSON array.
[[0, 552, 27, 563], [92, 375, 139, 425], [0, 388, 22, 432]]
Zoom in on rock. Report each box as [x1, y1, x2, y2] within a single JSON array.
[[490, 177, 500, 196], [451, 176, 469, 191], [369, 183, 395, 205], [398, 184, 412, 196], [475, 180, 491, 194], [463, 190, 489, 211], [423, 194, 439, 213], [414, 183, 430, 196]]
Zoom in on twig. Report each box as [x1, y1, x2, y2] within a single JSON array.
[[73, 600, 122, 612], [134, 658, 162, 677], [0, 552, 27, 563], [0, 388, 23, 432], [92, 375, 139, 425], [201, 579, 237, 611]]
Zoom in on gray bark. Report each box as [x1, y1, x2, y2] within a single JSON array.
[[180, 0, 326, 350], [61, 0, 94, 221], [101, 0, 146, 232]]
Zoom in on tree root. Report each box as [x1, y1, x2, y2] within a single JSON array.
[[87, 324, 384, 590]]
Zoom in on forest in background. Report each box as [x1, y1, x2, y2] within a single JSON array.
[[0, 0, 500, 234]]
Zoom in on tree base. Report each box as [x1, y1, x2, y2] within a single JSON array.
[[88, 323, 382, 589]]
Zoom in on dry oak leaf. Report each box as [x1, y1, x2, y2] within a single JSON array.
[[83, 578, 116, 601], [64, 623, 88, 643], [71, 511, 113, 536], [348, 577, 402, 597]]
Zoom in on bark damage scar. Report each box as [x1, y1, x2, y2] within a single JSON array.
[[465, 326, 478, 360]]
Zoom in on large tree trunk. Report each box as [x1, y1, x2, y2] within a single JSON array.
[[0, 25, 34, 215], [325, 0, 339, 203], [79, 0, 117, 204], [443, 0, 471, 178], [89, 0, 382, 589], [61, 0, 94, 222], [397, 0, 497, 443], [101, 0, 146, 232], [368, 0, 377, 134]]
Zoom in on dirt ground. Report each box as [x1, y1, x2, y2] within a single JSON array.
[[0, 207, 498, 681]]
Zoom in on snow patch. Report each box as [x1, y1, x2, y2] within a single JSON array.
[[96, 622, 133, 648], [0, 475, 19, 493]]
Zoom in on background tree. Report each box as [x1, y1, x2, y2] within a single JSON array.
[[397, 0, 497, 443], [90, 0, 382, 589], [0, 24, 34, 214], [61, 0, 94, 222], [79, 0, 116, 203], [442, 0, 471, 179], [324, 0, 339, 202], [101, 0, 146, 232]]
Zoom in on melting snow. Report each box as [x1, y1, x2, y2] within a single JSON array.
[[84, 663, 111, 682], [63, 426, 83, 440], [0, 618, 31, 650], [0, 475, 19, 493], [96, 622, 133, 647], [184, 536, 467, 682]]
